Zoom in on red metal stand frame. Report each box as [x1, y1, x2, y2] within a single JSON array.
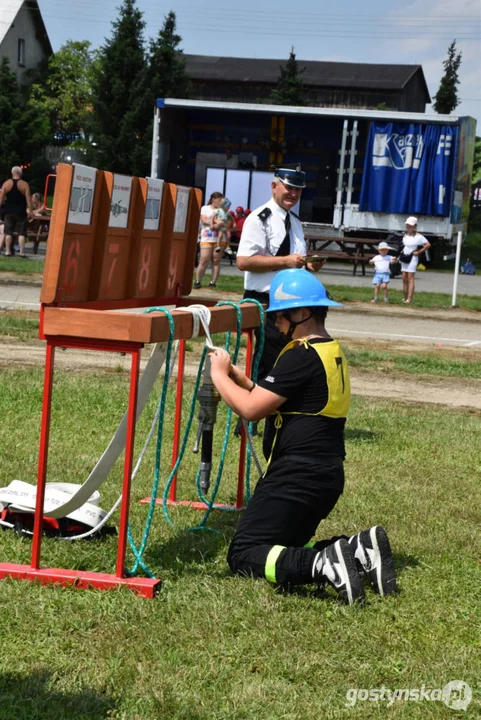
[[0, 331, 161, 598], [141, 328, 255, 512]]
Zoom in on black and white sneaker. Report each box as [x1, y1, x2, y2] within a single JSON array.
[[312, 539, 365, 605], [349, 526, 396, 597]]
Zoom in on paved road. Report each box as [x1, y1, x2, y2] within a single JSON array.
[[328, 308, 481, 349], [1, 278, 479, 350], [220, 261, 481, 296], [7, 244, 481, 295]]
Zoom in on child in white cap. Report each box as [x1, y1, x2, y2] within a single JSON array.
[[369, 242, 398, 303]]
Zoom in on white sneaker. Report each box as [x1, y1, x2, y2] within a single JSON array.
[[349, 526, 396, 596], [312, 539, 365, 605]]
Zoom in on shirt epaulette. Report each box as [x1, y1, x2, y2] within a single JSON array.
[[258, 208, 272, 222]]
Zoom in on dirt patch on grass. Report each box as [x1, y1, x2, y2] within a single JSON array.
[[0, 337, 479, 411]]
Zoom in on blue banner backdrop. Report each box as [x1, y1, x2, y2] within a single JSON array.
[[359, 123, 459, 216]]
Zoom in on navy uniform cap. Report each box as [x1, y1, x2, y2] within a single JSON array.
[[273, 165, 306, 189]]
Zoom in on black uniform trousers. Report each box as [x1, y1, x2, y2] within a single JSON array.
[[227, 455, 346, 586]]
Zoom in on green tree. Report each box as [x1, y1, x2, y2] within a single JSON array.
[[472, 136, 481, 183], [433, 40, 462, 114], [129, 10, 192, 173], [90, 0, 151, 175], [0, 58, 51, 189], [149, 11, 191, 101], [270, 48, 307, 106], [34, 40, 96, 140]]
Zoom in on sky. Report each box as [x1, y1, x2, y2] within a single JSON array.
[[37, 0, 481, 127]]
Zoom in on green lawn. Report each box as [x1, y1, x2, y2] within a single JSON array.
[[201, 273, 481, 312], [0, 256, 44, 274], [0, 368, 479, 719]]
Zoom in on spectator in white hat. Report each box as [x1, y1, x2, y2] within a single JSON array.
[[400, 217, 431, 304], [368, 241, 398, 303]]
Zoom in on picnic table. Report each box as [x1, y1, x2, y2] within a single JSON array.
[[304, 235, 380, 276], [27, 214, 51, 254]]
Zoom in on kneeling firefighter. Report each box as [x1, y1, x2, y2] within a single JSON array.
[[209, 269, 396, 604]]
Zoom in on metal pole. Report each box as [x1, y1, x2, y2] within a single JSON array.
[[334, 120, 349, 229], [346, 120, 358, 206], [170, 339, 186, 501], [116, 348, 141, 578], [150, 107, 160, 179], [31, 341, 56, 570], [336, 120, 349, 206], [451, 230, 463, 307]]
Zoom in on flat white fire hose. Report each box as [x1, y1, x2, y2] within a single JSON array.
[[0, 480, 106, 529], [43, 341, 168, 518]]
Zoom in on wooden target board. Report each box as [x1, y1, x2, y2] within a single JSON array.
[[40, 163, 202, 308]]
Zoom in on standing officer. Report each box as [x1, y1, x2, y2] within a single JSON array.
[[236, 165, 323, 378], [209, 269, 396, 604]]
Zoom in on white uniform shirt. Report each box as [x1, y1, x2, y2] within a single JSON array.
[[237, 198, 306, 293]]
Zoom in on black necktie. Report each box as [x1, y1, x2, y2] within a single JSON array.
[[276, 212, 291, 257]]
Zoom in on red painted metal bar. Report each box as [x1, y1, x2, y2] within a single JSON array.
[[235, 329, 254, 509], [31, 340, 56, 570], [0, 564, 160, 598], [170, 339, 186, 501], [42, 336, 144, 354], [115, 347, 141, 578]]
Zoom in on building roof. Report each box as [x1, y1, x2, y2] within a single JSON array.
[[157, 98, 460, 125], [0, 0, 52, 54], [183, 54, 431, 101]]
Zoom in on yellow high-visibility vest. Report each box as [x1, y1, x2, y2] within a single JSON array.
[[265, 337, 351, 468]]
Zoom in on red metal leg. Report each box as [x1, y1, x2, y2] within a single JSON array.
[[115, 348, 140, 578], [31, 341, 56, 570], [170, 338, 186, 501]]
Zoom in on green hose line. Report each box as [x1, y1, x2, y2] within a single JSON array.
[[239, 299, 266, 502], [127, 306, 175, 578], [126, 300, 265, 576], [161, 345, 208, 527], [190, 301, 243, 532]]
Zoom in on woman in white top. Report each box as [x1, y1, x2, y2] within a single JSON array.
[[400, 216, 431, 304], [194, 191, 226, 289]]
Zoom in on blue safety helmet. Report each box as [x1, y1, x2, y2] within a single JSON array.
[[267, 269, 342, 312], [273, 165, 306, 188]]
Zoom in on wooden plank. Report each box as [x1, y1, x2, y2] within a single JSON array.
[[89, 173, 141, 301], [40, 163, 202, 309], [180, 188, 203, 295], [43, 303, 262, 344], [41, 164, 110, 305], [128, 180, 176, 300]]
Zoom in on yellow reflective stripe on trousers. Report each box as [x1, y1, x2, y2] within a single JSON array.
[[265, 544, 286, 583], [304, 541, 316, 548]]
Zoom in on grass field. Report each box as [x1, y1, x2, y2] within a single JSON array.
[[0, 365, 480, 719]]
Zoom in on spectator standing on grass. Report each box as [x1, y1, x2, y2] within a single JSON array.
[[194, 191, 226, 289], [400, 217, 431, 304], [209, 269, 397, 605], [0, 167, 33, 257], [369, 241, 398, 303]]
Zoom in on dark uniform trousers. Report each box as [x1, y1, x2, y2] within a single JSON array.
[[227, 455, 347, 586], [242, 290, 287, 380]]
